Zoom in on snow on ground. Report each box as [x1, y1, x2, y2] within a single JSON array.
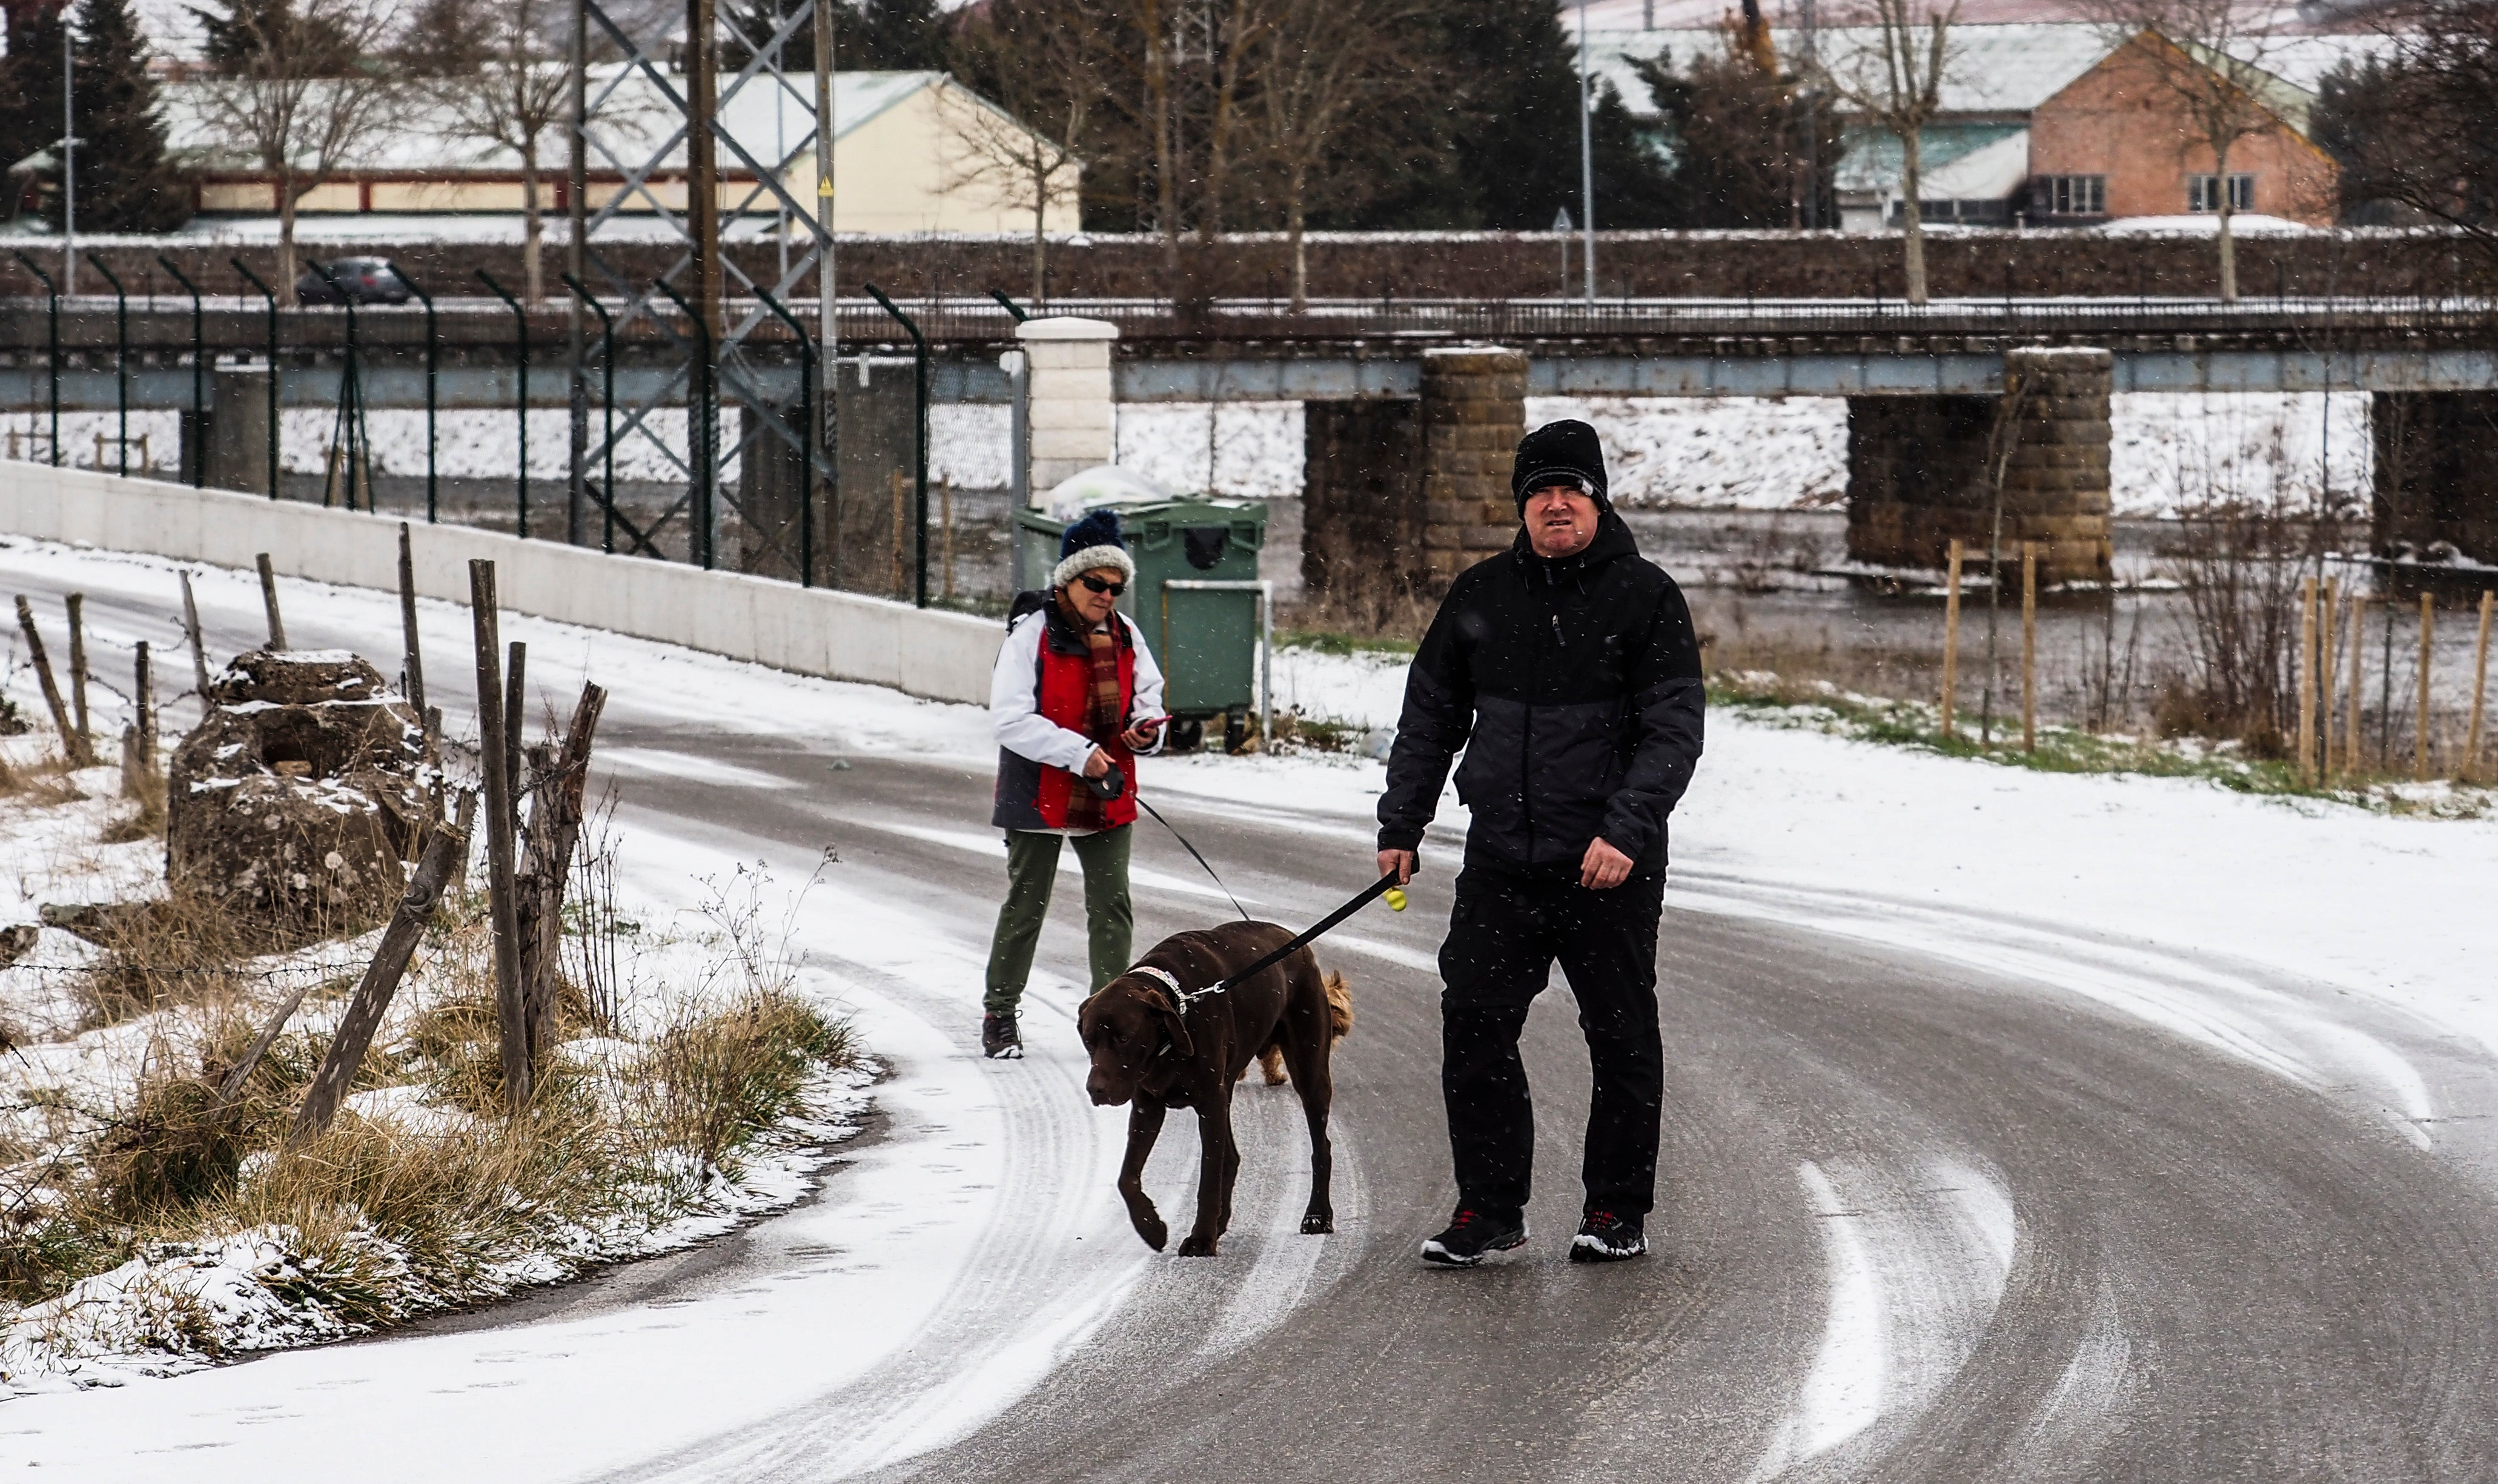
[[2, 535, 2491, 1466]]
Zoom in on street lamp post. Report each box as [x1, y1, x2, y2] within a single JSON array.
[[1577, 0, 1595, 305]]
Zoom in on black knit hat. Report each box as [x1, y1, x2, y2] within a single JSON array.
[[1512, 419, 1609, 512]]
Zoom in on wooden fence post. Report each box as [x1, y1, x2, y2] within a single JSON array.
[[2308, 574, 2328, 774], [399, 522, 427, 717], [2466, 589, 2494, 786], [517, 683, 608, 1062], [293, 791, 479, 1142], [2020, 543, 2038, 753], [179, 570, 212, 696], [64, 593, 89, 749], [14, 596, 91, 766], [504, 641, 528, 835], [470, 560, 530, 1113], [256, 553, 288, 651], [2297, 576, 2318, 786], [2344, 595, 2369, 777], [1941, 538, 1964, 740], [2416, 592, 2435, 783]]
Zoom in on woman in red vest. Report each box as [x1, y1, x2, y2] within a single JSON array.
[[982, 509, 1168, 1059]]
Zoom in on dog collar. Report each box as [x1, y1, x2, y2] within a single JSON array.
[[1133, 964, 1187, 1003]]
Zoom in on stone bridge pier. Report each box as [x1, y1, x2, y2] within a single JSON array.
[[1300, 346, 1525, 620], [2373, 390, 2498, 591], [1845, 346, 2116, 588]]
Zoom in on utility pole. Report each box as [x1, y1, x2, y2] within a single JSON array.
[[814, 0, 837, 590], [62, 20, 76, 296], [1799, 0, 1820, 230], [686, 0, 721, 337], [568, 0, 590, 546], [1577, 0, 1595, 305]]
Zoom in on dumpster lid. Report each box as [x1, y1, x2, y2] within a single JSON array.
[[1043, 464, 1174, 520]]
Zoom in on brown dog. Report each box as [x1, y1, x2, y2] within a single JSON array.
[[1078, 921, 1352, 1257]]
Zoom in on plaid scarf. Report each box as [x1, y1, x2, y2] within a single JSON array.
[[1061, 593, 1125, 830]]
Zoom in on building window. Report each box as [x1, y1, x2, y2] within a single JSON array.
[[2189, 173, 2254, 213], [2033, 174, 2105, 217]]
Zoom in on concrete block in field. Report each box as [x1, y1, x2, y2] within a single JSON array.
[[205, 369, 274, 496], [830, 369, 917, 597]]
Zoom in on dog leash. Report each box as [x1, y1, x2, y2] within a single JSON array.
[[1185, 873, 1405, 1005], [1085, 762, 1251, 923]]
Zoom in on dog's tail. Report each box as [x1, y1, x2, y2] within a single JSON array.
[[1324, 970, 1354, 1043]]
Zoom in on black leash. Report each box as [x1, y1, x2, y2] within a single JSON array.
[[1196, 873, 1402, 1000], [1135, 795, 1252, 923], [1087, 761, 1251, 923]]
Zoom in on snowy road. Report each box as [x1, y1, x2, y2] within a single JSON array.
[[5, 542, 2498, 1480]]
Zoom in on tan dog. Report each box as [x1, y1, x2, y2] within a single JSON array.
[[1078, 921, 1353, 1256]]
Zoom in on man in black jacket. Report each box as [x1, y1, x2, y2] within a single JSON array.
[[1377, 419, 1705, 1267]]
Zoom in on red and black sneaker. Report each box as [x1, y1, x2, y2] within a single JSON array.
[[1420, 1207, 1529, 1267], [1569, 1209, 1648, 1262], [981, 1013, 1024, 1060]]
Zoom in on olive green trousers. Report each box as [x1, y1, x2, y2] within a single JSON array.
[[983, 826, 1134, 1016]]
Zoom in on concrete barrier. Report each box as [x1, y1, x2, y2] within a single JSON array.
[[0, 459, 998, 704]]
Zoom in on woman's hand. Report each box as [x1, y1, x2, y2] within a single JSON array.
[[1121, 716, 1165, 750], [1083, 747, 1112, 779]]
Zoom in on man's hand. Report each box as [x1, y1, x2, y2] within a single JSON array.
[[1579, 838, 1634, 890], [1121, 716, 1165, 750], [1083, 747, 1112, 779], [1377, 848, 1418, 886]]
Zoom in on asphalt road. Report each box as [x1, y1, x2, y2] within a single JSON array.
[[17, 555, 2498, 1482]]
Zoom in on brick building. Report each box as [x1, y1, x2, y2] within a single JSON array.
[[2026, 30, 2339, 227]]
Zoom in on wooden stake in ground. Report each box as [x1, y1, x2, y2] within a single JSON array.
[[213, 979, 319, 1112], [14, 595, 91, 766], [256, 553, 288, 650], [2466, 589, 2494, 786], [2020, 543, 2038, 753], [890, 470, 908, 596], [2319, 578, 2341, 777], [124, 641, 156, 800], [179, 569, 211, 695], [2297, 576, 2319, 786], [2344, 595, 2369, 776], [504, 641, 528, 836], [470, 560, 531, 1113], [399, 522, 427, 717], [941, 477, 956, 602], [1940, 539, 1964, 740], [517, 683, 608, 1062], [2415, 592, 2436, 782], [64, 593, 89, 749], [293, 790, 479, 1142]]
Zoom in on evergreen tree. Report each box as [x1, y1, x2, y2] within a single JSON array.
[[1356, 0, 1668, 232], [1, 3, 69, 218], [724, 0, 947, 75], [53, 0, 188, 231], [1634, 46, 1840, 229]]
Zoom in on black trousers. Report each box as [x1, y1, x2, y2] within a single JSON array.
[[1438, 864, 1666, 1222]]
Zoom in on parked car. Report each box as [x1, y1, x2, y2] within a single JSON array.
[[295, 257, 412, 306]]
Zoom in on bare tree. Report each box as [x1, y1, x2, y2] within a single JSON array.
[[194, 0, 401, 304], [401, 0, 572, 300], [950, 0, 1101, 305], [2084, 0, 2303, 303], [2316, 0, 2498, 274], [1250, 0, 1424, 309], [1814, 0, 1958, 305]]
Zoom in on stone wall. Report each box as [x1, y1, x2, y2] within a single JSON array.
[[1420, 348, 1526, 590], [1301, 399, 1425, 616], [1846, 347, 2114, 588]]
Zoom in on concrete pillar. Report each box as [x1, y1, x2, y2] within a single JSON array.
[[1844, 346, 2113, 588], [1420, 346, 1528, 593], [204, 368, 274, 496], [1016, 315, 1117, 503], [2373, 390, 2498, 587], [829, 360, 918, 596], [1300, 399, 1426, 615]]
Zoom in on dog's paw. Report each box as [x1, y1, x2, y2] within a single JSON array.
[[1176, 1233, 1220, 1257], [1300, 1211, 1334, 1235], [1132, 1212, 1168, 1251]]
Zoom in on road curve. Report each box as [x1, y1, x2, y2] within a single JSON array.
[[10, 549, 2498, 1482]]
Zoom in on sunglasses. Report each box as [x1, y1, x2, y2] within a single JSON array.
[[1076, 574, 1127, 597]]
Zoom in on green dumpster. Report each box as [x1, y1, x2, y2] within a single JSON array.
[[1013, 499, 1270, 747]]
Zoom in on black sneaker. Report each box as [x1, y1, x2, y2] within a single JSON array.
[[981, 1013, 1024, 1059], [1419, 1208, 1528, 1267], [1569, 1209, 1647, 1262]]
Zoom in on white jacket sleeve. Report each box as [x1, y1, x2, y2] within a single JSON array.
[[1123, 614, 1168, 755], [991, 612, 1098, 771]]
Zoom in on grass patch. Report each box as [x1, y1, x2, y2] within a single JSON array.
[[1711, 669, 2492, 818], [1277, 628, 1419, 658]]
